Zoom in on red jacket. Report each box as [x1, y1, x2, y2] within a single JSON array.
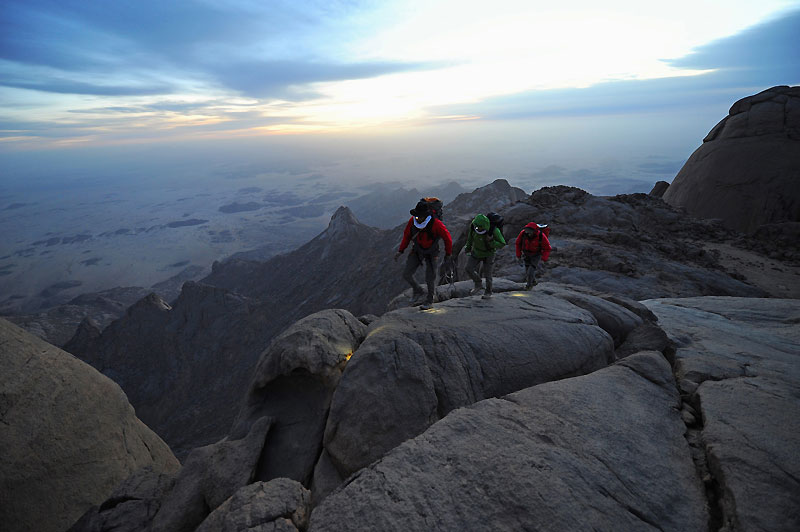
[[515, 222, 551, 261], [399, 217, 453, 255]]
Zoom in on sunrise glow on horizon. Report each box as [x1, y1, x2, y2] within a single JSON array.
[[1, 0, 799, 150]]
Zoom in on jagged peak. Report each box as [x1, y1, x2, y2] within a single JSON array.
[[126, 292, 171, 316], [487, 178, 511, 189], [322, 206, 367, 239], [329, 206, 361, 227], [446, 179, 528, 218]]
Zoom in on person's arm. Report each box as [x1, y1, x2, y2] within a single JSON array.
[[465, 226, 474, 253], [435, 220, 453, 256], [398, 218, 413, 252], [541, 233, 552, 261], [515, 231, 524, 258]]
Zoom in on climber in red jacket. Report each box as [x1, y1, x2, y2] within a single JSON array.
[[394, 200, 453, 308], [515, 222, 551, 289]]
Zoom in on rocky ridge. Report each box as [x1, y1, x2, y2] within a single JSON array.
[[68, 287, 800, 532], [65, 177, 799, 460]]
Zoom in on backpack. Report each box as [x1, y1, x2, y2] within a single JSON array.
[[524, 224, 551, 248], [486, 212, 504, 235], [410, 197, 444, 251], [536, 224, 550, 241], [467, 212, 504, 249], [420, 197, 443, 221]]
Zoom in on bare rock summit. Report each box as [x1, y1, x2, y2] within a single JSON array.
[[664, 85, 800, 233]]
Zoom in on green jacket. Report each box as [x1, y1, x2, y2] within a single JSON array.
[[465, 214, 506, 258]]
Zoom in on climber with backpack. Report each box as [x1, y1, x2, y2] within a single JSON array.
[[394, 198, 453, 308], [515, 222, 552, 289], [464, 212, 506, 299]]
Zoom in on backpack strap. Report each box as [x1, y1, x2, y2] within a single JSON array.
[[410, 219, 440, 249]]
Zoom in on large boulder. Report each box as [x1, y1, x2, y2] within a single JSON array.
[[318, 290, 618, 494], [644, 297, 800, 532], [0, 318, 179, 532], [309, 352, 708, 531], [68, 468, 177, 532], [663, 86, 800, 233], [195, 478, 311, 532], [229, 309, 367, 486], [150, 416, 273, 532]]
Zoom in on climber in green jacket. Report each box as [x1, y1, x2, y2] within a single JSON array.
[[464, 213, 506, 299]]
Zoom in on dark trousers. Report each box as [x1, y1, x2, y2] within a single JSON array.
[[403, 250, 436, 297], [524, 253, 541, 285], [465, 253, 494, 293]]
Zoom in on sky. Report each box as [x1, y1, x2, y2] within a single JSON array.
[[1, 0, 799, 192]]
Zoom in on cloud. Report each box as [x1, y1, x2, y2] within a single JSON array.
[[1, 77, 171, 96], [0, 0, 425, 98], [665, 9, 800, 71], [429, 9, 800, 122], [209, 59, 435, 99]]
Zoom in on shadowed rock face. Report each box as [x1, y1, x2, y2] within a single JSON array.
[[64, 282, 277, 457], [663, 86, 800, 234], [229, 309, 367, 487], [0, 318, 179, 532]]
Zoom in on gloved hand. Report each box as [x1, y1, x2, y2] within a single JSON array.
[[517, 257, 524, 267], [394, 251, 403, 261], [443, 255, 453, 267]]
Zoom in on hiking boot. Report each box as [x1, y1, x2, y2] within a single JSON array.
[[481, 291, 493, 299]]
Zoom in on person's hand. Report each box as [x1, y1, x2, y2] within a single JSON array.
[[517, 257, 524, 267], [443, 255, 453, 267], [394, 251, 402, 261]]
